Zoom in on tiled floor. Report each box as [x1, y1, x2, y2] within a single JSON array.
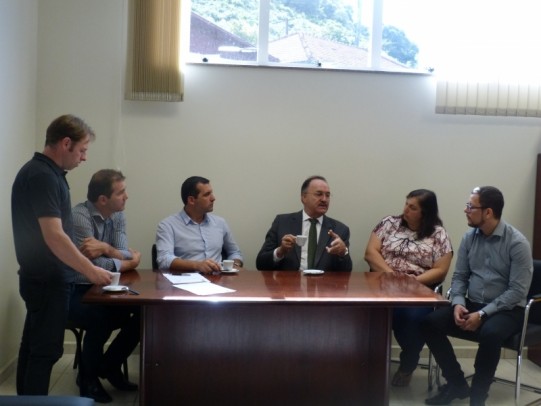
[[0, 354, 140, 405], [1, 354, 541, 405], [390, 357, 541, 406]]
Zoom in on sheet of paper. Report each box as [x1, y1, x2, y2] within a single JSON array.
[[162, 272, 209, 284], [174, 282, 236, 296]]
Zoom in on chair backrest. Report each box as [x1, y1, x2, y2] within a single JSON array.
[[527, 259, 541, 324], [152, 244, 158, 270]]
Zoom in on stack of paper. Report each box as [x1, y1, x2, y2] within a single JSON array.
[[162, 272, 235, 295]]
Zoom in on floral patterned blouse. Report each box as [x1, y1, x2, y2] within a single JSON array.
[[373, 215, 453, 276]]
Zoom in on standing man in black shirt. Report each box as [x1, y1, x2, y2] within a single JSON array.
[[11, 114, 112, 395]]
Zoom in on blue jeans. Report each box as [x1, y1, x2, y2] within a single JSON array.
[[17, 274, 70, 395], [393, 306, 433, 373]]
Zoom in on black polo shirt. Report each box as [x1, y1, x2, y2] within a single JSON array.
[[11, 152, 74, 281]]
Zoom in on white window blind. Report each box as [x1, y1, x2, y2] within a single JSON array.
[[436, 80, 541, 118], [433, 0, 541, 118]]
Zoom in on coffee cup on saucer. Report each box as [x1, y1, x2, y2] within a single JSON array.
[[221, 259, 235, 271]]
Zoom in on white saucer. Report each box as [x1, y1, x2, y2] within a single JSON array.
[[221, 268, 239, 274], [303, 269, 324, 275], [102, 285, 129, 292]]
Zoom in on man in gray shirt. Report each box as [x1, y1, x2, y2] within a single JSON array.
[[422, 186, 532, 406]]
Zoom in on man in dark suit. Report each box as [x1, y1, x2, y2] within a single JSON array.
[[256, 175, 352, 272]]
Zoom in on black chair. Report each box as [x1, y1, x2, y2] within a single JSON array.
[[66, 324, 129, 380], [431, 259, 541, 404], [152, 244, 158, 270]]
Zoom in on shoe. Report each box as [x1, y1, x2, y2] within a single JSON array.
[[469, 392, 488, 406], [101, 368, 138, 391], [469, 398, 486, 406], [80, 377, 113, 403], [425, 382, 470, 405], [391, 369, 413, 387]]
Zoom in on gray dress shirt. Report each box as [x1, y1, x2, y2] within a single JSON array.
[[451, 220, 533, 316]]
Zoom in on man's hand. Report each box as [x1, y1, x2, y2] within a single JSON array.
[[86, 267, 113, 286], [326, 230, 348, 256], [194, 259, 221, 274], [128, 248, 141, 263], [454, 305, 482, 331], [462, 311, 483, 331], [453, 304, 469, 327], [79, 237, 109, 259], [276, 234, 296, 258]]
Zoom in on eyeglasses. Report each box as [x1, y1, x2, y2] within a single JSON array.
[[304, 192, 331, 199], [465, 202, 485, 212]]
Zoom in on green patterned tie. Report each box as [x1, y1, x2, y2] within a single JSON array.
[[307, 218, 318, 269]]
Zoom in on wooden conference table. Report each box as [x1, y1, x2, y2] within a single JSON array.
[[84, 269, 447, 406]]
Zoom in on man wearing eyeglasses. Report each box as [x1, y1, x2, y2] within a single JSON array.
[[256, 175, 352, 272], [422, 186, 533, 406]]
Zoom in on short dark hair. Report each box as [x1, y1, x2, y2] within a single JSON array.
[[472, 186, 504, 219], [181, 176, 210, 205], [403, 189, 443, 240], [301, 175, 327, 194], [45, 114, 95, 146], [87, 169, 125, 202]]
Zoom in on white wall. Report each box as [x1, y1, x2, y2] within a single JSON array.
[[0, 0, 38, 376], [35, 0, 541, 275], [2, 0, 541, 375], [37, 0, 541, 272]]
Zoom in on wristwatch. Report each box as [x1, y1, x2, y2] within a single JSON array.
[[478, 310, 487, 320]]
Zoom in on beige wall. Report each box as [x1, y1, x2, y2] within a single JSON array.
[[1, 0, 541, 376], [0, 0, 38, 379]]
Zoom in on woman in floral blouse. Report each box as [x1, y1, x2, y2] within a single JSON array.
[[365, 189, 453, 387]]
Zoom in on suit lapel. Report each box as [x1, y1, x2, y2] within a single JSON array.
[[292, 211, 304, 261]]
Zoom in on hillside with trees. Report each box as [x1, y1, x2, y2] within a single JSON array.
[[192, 0, 418, 67]]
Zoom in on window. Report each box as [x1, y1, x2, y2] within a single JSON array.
[[188, 0, 426, 72], [188, 0, 541, 117]]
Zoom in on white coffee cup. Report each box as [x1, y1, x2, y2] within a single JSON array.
[[221, 259, 235, 271], [296, 235, 307, 247], [111, 272, 121, 286]]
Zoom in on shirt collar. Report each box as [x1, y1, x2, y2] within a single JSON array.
[[84, 200, 106, 221], [34, 152, 67, 177], [302, 210, 322, 224], [475, 220, 506, 238], [180, 209, 210, 225], [491, 220, 506, 237]]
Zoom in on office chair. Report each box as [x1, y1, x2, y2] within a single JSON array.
[[430, 259, 541, 404], [152, 244, 158, 270], [66, 323, 129, 380]]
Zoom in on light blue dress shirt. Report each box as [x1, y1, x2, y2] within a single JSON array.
[[155, 209, 243, 270]]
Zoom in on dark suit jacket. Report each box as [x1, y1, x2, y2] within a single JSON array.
[[256, 211, 352, 272]]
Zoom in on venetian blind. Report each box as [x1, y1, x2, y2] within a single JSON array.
[[126, 0, 183, 102]]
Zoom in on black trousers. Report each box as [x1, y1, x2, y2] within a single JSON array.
[[68, 284, 140, 382], [420, 300, 523, 398], [17, 274, 70, 395]]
